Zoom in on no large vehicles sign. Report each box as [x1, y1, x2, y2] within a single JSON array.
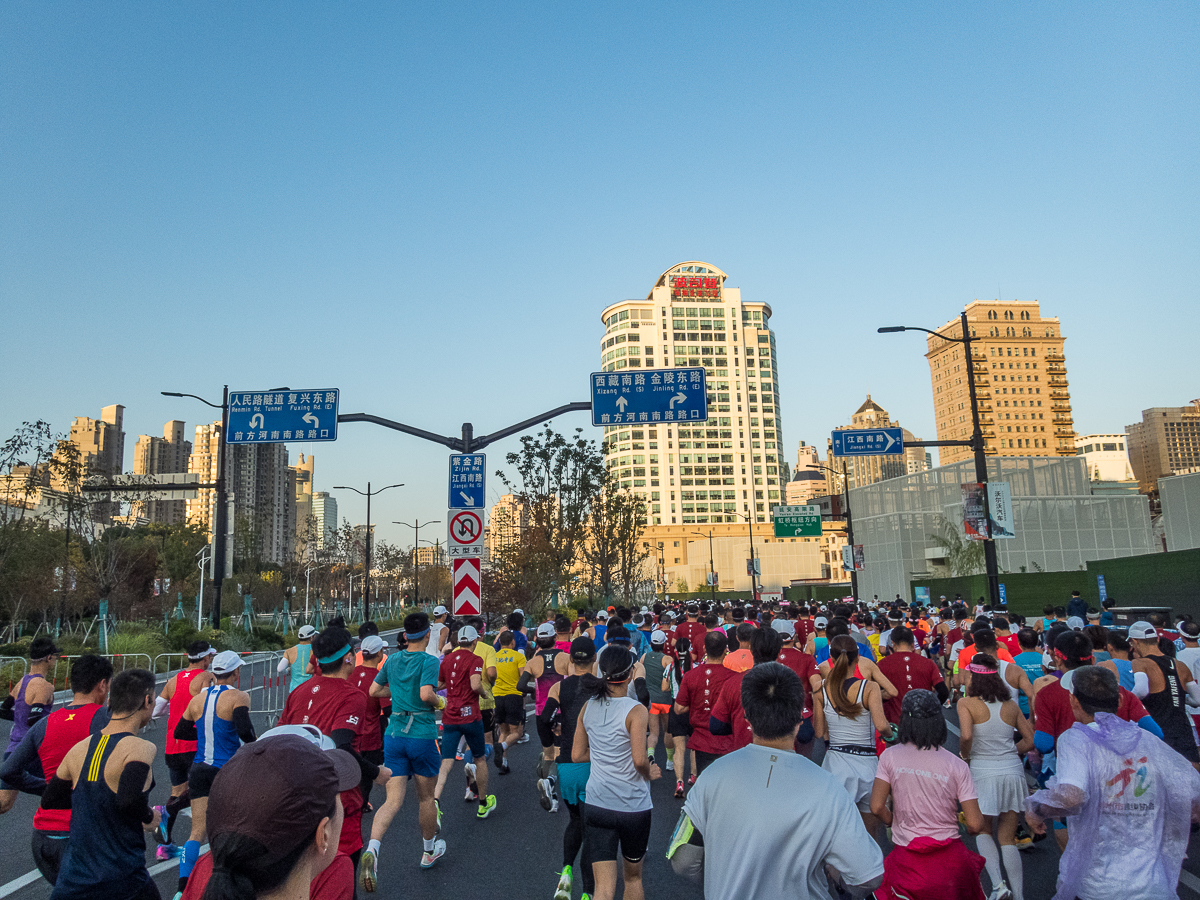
[[447, 509, 484, 558]]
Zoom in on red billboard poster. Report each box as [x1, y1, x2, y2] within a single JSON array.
[[962, 483, 991, 540]]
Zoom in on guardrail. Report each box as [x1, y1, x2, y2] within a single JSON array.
[[48, 654, 154, 692], [151, 650, 290, 728], [0, 656, 29, 694]]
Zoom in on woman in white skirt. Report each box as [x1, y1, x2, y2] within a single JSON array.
[[813, 635, 895, 838], [958, 653, 1035, 900]]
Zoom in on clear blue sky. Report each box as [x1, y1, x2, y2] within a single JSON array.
[[2, 3, 1196, 547]]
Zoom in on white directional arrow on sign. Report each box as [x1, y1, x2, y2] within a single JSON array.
[[615, 396, 629, 412], [459, 491, 475, 506], [303, 412, 319, 429], [669, 392, 687, 409], [883, 433, 896, 452], [249, 413, 264, 429]]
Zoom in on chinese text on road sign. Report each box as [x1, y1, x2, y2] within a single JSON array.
[[449, 454, 486, 509], [227, 389, 339, 444], [830, 427, 903, 457], [447, 509, 484, 558], [773, 505, 822, 538], [590, 368, 709, 426]]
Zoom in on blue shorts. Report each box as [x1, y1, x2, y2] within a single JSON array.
[[384, 733, 441, 778], [557, 761, 590, 806], [441, 720, 486, 761]]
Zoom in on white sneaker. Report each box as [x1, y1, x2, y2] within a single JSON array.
[[987, 883, 1013, 900], [421, 839, 447, 868], [517, 733, 530, 744], [549, 798, 559, 813], [665, 758, 674, 771], [537, 777, 554, 811]]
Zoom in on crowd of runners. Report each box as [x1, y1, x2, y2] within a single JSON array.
[[2, 594, 1200, 900]]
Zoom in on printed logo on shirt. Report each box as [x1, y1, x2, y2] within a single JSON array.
[[1105, 756, 1150, 800]]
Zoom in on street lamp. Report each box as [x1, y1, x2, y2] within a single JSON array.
[[692, 530, 717, 607], [395, 519, 439, 607], [656, 543, 667, 604], [727, 511, 761, 602], [809, 464, 858, 600], [878, 314, 1000, 608], [332, 482, 404, 621], [162, 387, 230, 628]]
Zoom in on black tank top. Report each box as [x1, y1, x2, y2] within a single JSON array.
[[51, 732, 153, 900], [556, 675, 588, 765], [1143, 654, 1194, 756]]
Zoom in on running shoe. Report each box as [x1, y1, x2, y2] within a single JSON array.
[[674, 780, 685, 799], [477, 795, 497, 819], [497, 755, 511, 775], [549, 798, 559, 813], [153, 806, 170, 844], [537, 776, 554, 811], [987, 884, 1013, 900], [358, 848, 378, 893], [420, 839, 447, 868], [156, 844, 182, 861], [554, 864, 573, 900], [687, 774, 696, 787], [665, 758, 674, 771], [516, 733, 530, 744], [465, 763, 478, 801]]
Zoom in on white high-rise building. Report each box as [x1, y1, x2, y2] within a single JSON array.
[[599, 262, 783, 528]]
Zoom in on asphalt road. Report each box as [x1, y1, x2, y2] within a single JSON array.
[[2, 646, 1200, 900]]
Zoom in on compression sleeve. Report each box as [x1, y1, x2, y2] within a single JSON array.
[[152, 697, 170, 719], [26, 703, 47, 728], [277, 656, 290, 674], [174, 717, 198, 742], [1034, 730, 1056, 753], [0, 695, 14, 721], [934, 681, 950, 704], [115, 761, 154, 823], [517, 671, 536, 695], [1132, 671, 1150, 698], [538, 696, 560, 728], [1186, 680, 1200, 707], [41, 775, 72, 810], [633, 677, 650, 709], [231, 706, 257, 744], [709, 714, 732, 736], [331, 728, 380, 784], [1137, 715, 1164, 739]]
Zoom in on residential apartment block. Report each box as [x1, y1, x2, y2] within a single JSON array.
[[132, 420, 192, 525], [1126, 401, 1200, 495]]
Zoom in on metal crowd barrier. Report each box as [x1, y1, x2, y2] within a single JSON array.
[[150, 649, 290, 728], [49, 654, 154, 692]]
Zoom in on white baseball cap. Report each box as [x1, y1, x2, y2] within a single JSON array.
[[361, 635, 387, 655], [297, 625, 317, 639], [536, 622, 556, 639], [650, 630, 668, 646], [433, 605, 449, 616], [1066, 616, 1086, 631], [596, 610, 610, 620], [457, 625, 480, 643], [1128, 621, 1158, 641], [814, 616, 828, 628], [211, 650, 244, 676]]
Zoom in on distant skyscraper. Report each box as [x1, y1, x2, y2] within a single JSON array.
[[827, 397, 928, 490], [311, 492, 339, 551], [1126, 401, 1200, 494], [926, 300, 1074, 464], [487, 493, 529, 560], [292, 453, 316, 555], [132, 420, 191, 524], [64, 404, 125, 479], [599, 261, 783, 529]]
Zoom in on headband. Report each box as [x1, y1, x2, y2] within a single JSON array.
[[605, 648, 636, 683], [405, 627, 430, 640], [1054, 648, 1093, 664], [316, 644, 352, 665], [966, 663, 998, 674]]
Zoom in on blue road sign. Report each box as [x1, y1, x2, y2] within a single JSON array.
[[830, 427, 904, 456], [227, 389, 339, 444], [449, 454, 486, 509], [999, 583, 1007, 605], [590, 368, 708, 426]]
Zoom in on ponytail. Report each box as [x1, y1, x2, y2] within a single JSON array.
[[201, 833, 310, 900], [675, 638, 693, 676], [579, 645, 636, 703], [826, 635, 862, 718]]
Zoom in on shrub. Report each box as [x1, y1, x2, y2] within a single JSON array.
[[107, 631, 168, 661]]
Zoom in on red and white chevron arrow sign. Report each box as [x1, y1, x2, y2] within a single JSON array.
[[452, 557, 481, 616]]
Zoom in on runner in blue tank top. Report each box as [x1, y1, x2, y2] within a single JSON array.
[[279, 624, 318, 692], [41, 669, 161, 900], [173, 651, 256, 894]]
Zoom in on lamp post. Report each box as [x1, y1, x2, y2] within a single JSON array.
[[332, 482, 404, 621], [692, 530, 717, 608], [196, 546, 210, 629], [395, 519, 439, 607], [728, 511, 760, 602], [809, 464, 857, 600], [878, 313, 1000, 608], [304, 565, 317, 623], [162, 387, 231, 628], [656, 544, 666, 604]]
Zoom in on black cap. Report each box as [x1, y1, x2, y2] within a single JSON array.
[[570, 636, 597, 662], [29, 637, 61, 660]]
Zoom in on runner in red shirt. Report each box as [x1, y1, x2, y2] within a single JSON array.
[[710, 629, 785, 751], [0, 655, 114, 883], [777, 631, 820, 736], [350, 635, 389, 809], [876, 627, 947, 723], [674, 605, 709, 664], [432, 626, 494, 820], [154, 641, 214, 846], [279, 628, 391, 877], [674, 631, 736, 778]]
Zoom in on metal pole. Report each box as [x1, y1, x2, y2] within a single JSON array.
[[708, 533, 716, 606], [305, 567, 312, 622], [212, 385, 229, 628], [843, 467, 858, 601], [961, 311, 1001, 608], [747, 516, 757, 602], [364, 481, 371, 622]]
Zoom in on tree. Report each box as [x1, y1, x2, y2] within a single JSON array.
[[0, 421, 59, 583], [927, 515, 985, 577]]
